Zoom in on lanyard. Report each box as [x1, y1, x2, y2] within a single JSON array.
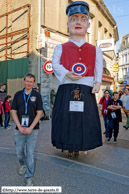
[[112, 101, 117, 112], [113, 101, 117, 106], [106, 98, 108, 108], [23, 89, 32, 114]]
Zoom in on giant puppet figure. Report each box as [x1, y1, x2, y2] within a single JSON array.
[[51, 1, 103, 157]]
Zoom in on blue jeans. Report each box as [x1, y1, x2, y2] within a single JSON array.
[[103, 115, 109, 135], [14, 129, 39, 179], [4, 112, 9, 128]]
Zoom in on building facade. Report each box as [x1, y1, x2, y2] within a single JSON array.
[[0, 0, 119, 116], [118, 34, 129, 89]]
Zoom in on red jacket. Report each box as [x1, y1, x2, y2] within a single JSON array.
[[99, 96, 111, 116], [60, 42, 96, 77], [5, 101, 11, 112], [0, 98, 4, 114]]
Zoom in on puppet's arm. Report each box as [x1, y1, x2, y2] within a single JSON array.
[[92, 47, 103, 94]]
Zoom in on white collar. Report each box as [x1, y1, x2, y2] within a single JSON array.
[[69, 38, 85, 47]]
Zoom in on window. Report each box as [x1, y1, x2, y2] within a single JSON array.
[[128, 68, 129, 77], [98, 21, 102, 28], [122, 55, 124, 64], [124, 68, 127, 76], [103, 68, 111, 76], [125, 54, 128, 63], [98, 21, 102, 40], [125, 37, 128, 46], [122, 68, 124, 77], [104, 28, 108, 39], [109, 33, 112, 38], [123, 68, 127, 77]]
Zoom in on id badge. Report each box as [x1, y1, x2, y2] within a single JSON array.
[[104, 109, 107, 114], [69, 101, 84, 112], [21, 115, 29, 127], [111, 112, 116, 119]]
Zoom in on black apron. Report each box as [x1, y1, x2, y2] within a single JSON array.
[[52, 84, 102, 151]]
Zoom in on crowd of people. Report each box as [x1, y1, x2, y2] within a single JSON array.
[[99, 86, 129, 143]]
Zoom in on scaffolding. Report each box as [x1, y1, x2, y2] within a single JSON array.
[[0, 4, 30, 60]]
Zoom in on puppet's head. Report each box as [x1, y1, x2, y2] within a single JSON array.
[[66, 1, 90, 38], [66, 1, 89, 17]]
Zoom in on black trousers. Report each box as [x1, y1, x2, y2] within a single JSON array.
[[108, 120, 119, 138]]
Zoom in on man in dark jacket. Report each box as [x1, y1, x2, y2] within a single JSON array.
[[107, 92, 122, 143]]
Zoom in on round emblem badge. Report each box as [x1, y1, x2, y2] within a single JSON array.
[[71, 63, 88, 76]]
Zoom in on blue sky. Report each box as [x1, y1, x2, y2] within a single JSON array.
[[103, 0, 129, 52]]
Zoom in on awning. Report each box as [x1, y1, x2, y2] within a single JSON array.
[[102, 75, 114, 83]]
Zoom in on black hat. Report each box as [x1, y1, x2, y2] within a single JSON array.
[[66, 1, 89, 17]]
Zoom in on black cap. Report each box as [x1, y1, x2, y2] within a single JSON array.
[[66, 1, 89, 17]]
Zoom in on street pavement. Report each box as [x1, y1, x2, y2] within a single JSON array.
[[0, 113, 129, 194]]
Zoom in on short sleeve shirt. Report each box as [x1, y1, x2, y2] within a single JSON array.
[[11, 89, 43, 130]]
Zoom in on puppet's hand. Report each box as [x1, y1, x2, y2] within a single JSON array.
[[92, 82, 101, 94], [66, 72, 82, 81]]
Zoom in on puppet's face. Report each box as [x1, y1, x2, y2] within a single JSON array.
[[68, 13, 90, 37]]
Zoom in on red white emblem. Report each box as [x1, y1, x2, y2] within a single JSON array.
[[44, 61, 53, 73], [71, 63, 88, 76]]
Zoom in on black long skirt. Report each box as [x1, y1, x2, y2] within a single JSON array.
[[51, 84, 102, 151]]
